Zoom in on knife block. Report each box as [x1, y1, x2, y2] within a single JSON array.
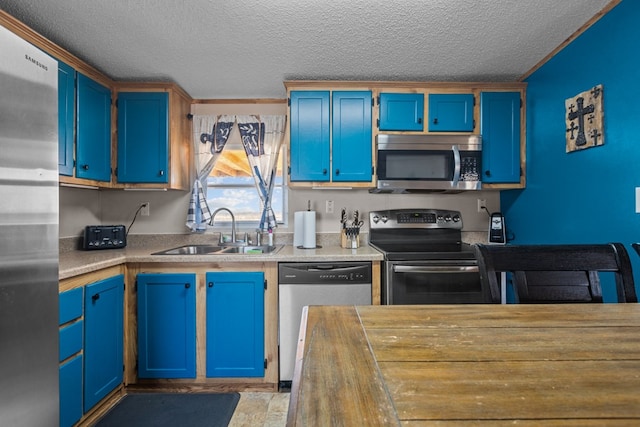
[[341, 229, 360, 249]]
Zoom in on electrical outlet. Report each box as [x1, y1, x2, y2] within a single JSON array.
[[141, 202, 150, 216], [326, 200, 334, 214], [477, 199, 487, 213]]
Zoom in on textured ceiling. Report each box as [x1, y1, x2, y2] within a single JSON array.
[[0, 0, 613, 99]]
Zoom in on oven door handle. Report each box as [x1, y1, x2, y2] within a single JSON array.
[[452, 145, 461, 187], [392, 265, 479, 274]]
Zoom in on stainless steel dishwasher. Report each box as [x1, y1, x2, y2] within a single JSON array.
[[278, 262, 372, 388]]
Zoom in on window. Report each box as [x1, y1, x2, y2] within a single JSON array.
[[206, 131, 286, 228]]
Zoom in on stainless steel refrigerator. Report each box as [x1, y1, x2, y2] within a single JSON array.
[[0, 24, 60, 426]]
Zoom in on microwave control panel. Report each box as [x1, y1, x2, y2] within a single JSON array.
[[460, 155, 480, 182]]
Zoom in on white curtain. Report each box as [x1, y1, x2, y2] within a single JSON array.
[[186, 115, 235, 232], [236, 115, 286, 231]]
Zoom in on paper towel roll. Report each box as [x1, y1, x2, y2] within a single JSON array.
[[293, 211, 305, 247], [301, 211, 316, 248]]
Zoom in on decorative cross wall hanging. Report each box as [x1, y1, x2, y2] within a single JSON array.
[[565, 84, 604, 153]]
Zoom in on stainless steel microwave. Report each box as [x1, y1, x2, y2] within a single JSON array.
[[374, 134, 482, 192]]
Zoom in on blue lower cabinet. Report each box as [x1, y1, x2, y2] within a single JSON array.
[[59, 320, 83, 362], [59, 287, 84, 426], [60, 354, 83, 427], [206, 272, 265, 378], [59, 287, 83, 325], [137, 273, 197, 378], [84, 275, 124, 413]]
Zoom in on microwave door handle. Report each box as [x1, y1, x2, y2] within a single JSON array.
[[452, 145, 461, 186]]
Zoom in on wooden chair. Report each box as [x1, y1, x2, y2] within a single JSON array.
[[474, 243, 637, 303]]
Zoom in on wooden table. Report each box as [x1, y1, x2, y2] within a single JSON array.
[[287, 304, 640, 426]]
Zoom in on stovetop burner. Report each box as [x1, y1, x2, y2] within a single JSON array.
[[369, 208, 475, 261]]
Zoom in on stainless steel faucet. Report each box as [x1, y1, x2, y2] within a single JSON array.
[[210, 207, 236, 244]]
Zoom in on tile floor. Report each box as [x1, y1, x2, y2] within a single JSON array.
[[228, 392, 290, 426]]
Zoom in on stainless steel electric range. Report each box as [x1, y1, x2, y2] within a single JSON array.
[[369, 208, 496, 305]]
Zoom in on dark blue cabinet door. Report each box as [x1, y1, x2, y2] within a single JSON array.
[[58, 61, 75, 176], [379, 93, 424, 131], [84, 274, 124, 413], [117, 92, 169, 183], [206, 272, 264, 378], [332, 91, 372, 182], [76, 74, 111, 182], [428, 93, 475, 132], [289, 91, 330, 181], [137, 273, 196, 378], [480, 92, 521, 183]]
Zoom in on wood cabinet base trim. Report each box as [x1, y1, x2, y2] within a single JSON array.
[[128, 382, 278, 393], [77, 386, 125, 427]]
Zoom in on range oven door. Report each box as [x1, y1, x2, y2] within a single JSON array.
[[384, 260, 487, 304]]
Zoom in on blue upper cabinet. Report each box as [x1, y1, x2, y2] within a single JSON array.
[[58, 61, 75, 176], [289, 90, 373, 184], [137, 273, 196, 379], [332, 91, 372, 182], [84, 275, 123, 413], [289, 91, 331, 182], [76, 73, 112, 182], [206, 271, 264, 378], [428, 93, 475, 132], [117, 92, 169, 183], [480, 91, 522, 184], [378, 93, 424, 131]]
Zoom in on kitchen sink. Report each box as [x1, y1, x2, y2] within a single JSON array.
[[151, 245, 226, 255], [218, 245, 283, 254], [152, 244, 282, 256]]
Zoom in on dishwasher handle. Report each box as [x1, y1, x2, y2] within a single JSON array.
[[392, 265, 479, 274]]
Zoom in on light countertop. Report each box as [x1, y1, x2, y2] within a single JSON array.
[[59, 233, 384, 280]]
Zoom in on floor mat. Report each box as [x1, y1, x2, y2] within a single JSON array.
[[95, 393, 241, 427]]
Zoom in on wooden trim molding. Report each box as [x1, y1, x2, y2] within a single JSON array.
[[192, 98, 287, 104], [284, 80, 526, 91], [0, 10, 114, 88]]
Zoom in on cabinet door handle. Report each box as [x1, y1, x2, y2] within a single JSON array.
[[82, 164, 90, 170], [433, 118, 438, 124], [185, 283, 190, 289], [158, 170, 165, 176], [417, 117, 422, 124], [91, 293, 100, 301], [485, 170, 491, 177], [322, 168, 327, 175], [335, 169, 340, 176], [208, 282, 213, 288]]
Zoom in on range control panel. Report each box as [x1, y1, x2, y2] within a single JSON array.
[[83, 225, 127, 250], [370, 209, 463, 229]]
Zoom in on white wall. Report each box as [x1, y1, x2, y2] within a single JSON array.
[[289, 188, 498, 234], [59, 101, 499, 238], [60, 185, 498, 238]]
